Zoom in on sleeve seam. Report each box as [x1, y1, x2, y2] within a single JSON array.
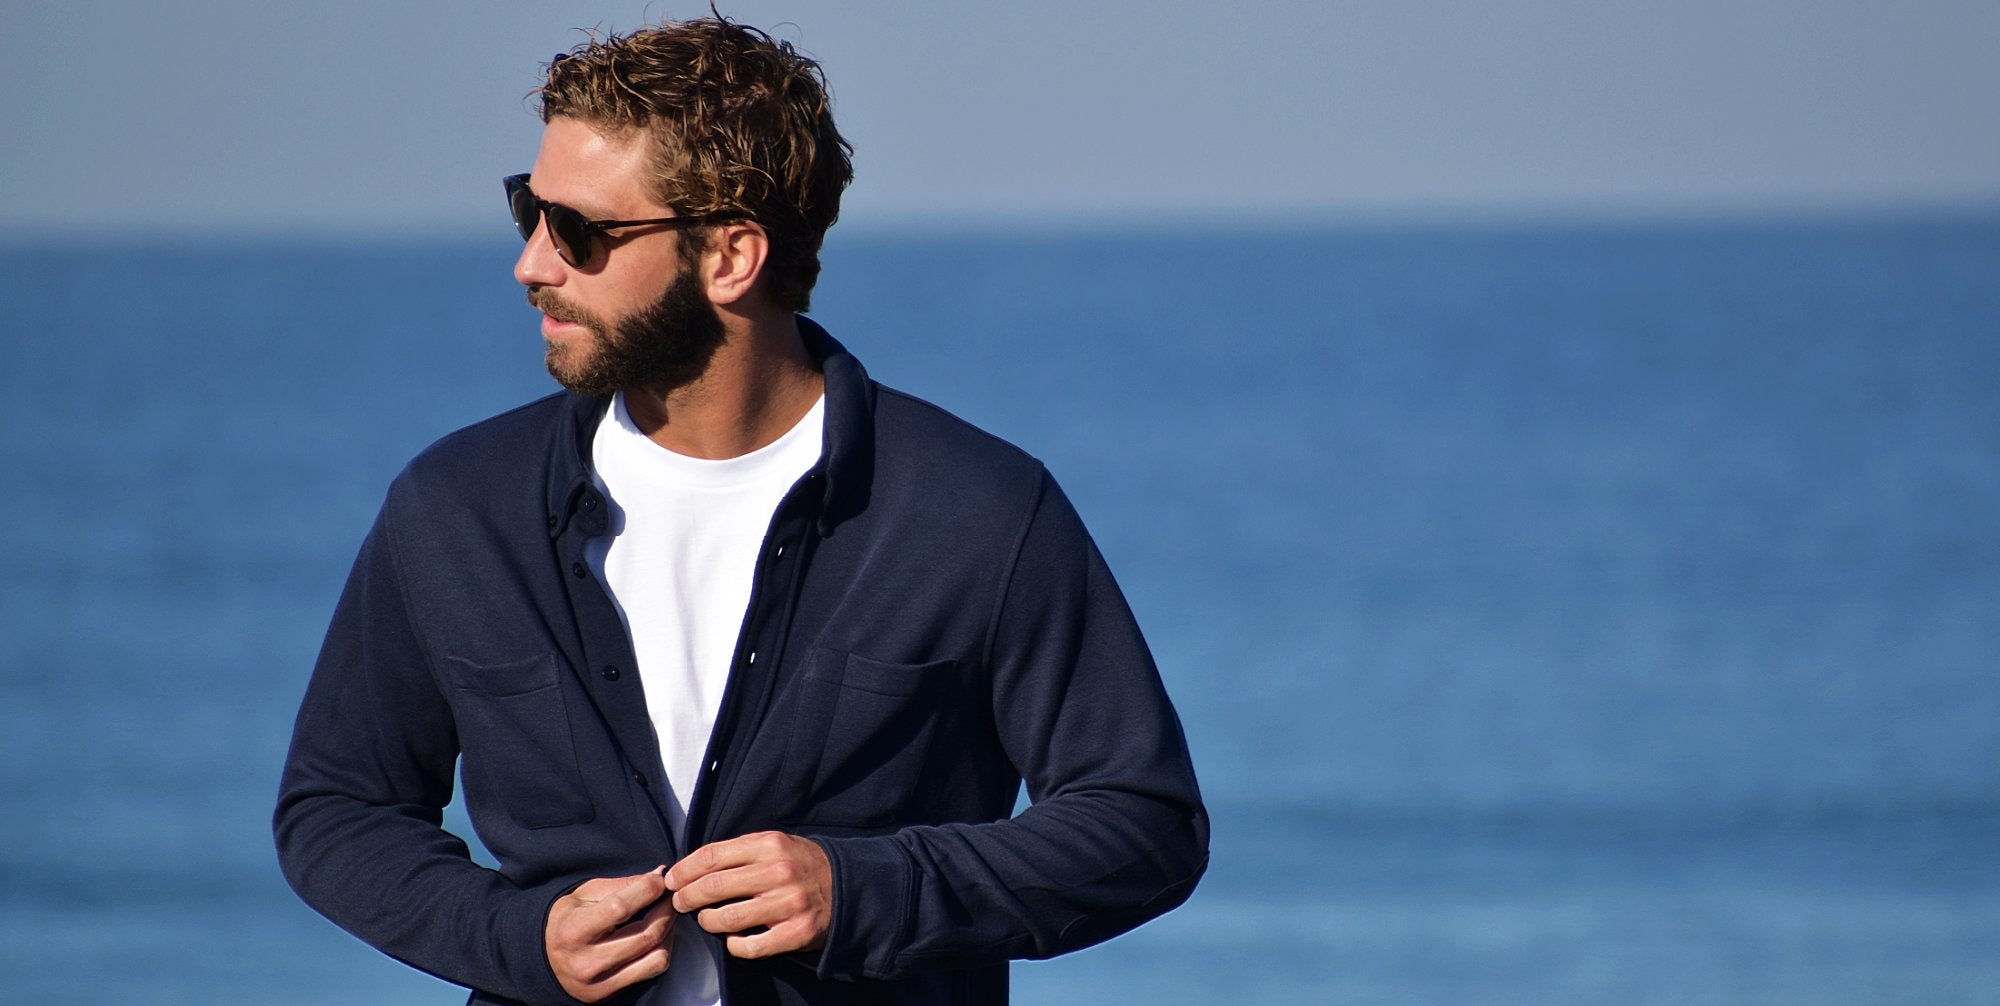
[[976, 464, 1050, 689], [378, 482, 447, 694]]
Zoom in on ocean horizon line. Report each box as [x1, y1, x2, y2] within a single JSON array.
[[9, 198, 2000, 253]]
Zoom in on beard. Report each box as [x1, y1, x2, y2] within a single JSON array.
[[529, 266, 727, 397]]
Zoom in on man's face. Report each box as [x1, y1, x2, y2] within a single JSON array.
[[515, 117, 724, 395]]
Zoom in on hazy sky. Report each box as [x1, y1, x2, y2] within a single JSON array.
[[5, 1, 1997, 237]]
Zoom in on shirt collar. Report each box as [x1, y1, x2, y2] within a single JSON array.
[[545, 315, 874, 538]]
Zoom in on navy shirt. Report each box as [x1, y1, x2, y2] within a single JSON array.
[[275, 321, 1208, 1005]]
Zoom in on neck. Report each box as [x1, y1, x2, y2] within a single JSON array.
[[621, 308, 823, 460]]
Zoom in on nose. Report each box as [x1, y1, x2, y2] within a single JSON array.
[[514, 213, 566, 288]]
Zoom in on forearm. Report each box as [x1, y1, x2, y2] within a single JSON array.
[[810, 784, 1207, 980], [274, 786, 577, 1003]]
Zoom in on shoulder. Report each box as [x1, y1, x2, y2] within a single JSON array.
[[870, 383, 1042, 477], [842, 382, 1072, 550], [810, 321, 1053, 533], [385, 392, 585, 510]]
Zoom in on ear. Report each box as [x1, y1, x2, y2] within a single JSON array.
[[699, 221, 770, 308]]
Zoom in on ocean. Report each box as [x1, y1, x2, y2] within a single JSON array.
[[3, 215, 1997, 1003]]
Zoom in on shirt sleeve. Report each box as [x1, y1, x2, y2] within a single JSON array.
[[272, 498, 581, 1006], [809, 471, 1210, 979]]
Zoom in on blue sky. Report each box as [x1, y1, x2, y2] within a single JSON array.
[[5, 1, 1996, 237]]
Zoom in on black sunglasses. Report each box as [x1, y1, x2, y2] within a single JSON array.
[[504, 174, 745, 268]]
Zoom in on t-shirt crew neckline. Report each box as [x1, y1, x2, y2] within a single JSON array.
[[606, 390, 827, 488]]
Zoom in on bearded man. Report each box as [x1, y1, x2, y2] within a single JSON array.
[[275, 16, 1206, 1006]]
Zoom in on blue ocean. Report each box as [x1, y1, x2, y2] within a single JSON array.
[[3, 215, 1998, 1003]]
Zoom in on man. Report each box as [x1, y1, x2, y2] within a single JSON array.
[[275, 16, 1206, 1006]]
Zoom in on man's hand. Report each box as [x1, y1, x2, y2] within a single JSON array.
[[546, 867, 676, 1003], [666, 831, 832, 960]]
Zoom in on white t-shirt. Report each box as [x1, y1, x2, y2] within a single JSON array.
[[585, 390, 824, 1006]]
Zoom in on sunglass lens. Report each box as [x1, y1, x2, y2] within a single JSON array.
[[502, 176, 594, 268], [508, 186, 538, 242], [545, 205, 594, 268]]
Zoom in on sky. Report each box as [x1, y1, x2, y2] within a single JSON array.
[[4, 0, 1997, 238]]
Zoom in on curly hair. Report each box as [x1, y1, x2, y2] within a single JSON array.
[[536, 16, 854, 312]]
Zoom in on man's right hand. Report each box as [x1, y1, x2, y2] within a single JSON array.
[[546, 867, 676, 1002]]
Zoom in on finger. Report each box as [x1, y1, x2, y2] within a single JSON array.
[[670, 834, 806, 912], [723, 914, 820, 960], [579, 943, 673, 999], [673, 863, 761, 915], [693, 896, 758, 936], [568, 899, 676, 989], [606, 895, 677, 944], [667, 830, 803, 890], [557, 868, 669, 944], [593, 868, 670, 926], [692, 875, 809, 936], [666, 832, 765, 891]]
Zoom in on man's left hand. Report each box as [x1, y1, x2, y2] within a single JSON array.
[[666, 831, 833, 960]]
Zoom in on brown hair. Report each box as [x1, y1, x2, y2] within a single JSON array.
[[536, 16, 853, 312]]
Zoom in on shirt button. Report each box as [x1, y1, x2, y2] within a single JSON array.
[[708, 760, 719, 773], [600, 665, 620, 681], [747, 651, 758, 665], [774, 544, 786, 559], [581, 494, 599, 512], [632, 771, 647, 787], [571, 561, 588, 578], [546, 514, 558, 530]]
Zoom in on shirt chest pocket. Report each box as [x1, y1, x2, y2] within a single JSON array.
[[443, 654, 596, 830], [781, 649, 965, 828]]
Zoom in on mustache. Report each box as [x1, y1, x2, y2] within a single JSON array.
[[526, 287, 590, 327]]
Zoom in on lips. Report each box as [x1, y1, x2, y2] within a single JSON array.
[[527, 289, 591, 333]]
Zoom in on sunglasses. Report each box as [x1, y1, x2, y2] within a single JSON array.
[[504, 174, 746, 269]]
